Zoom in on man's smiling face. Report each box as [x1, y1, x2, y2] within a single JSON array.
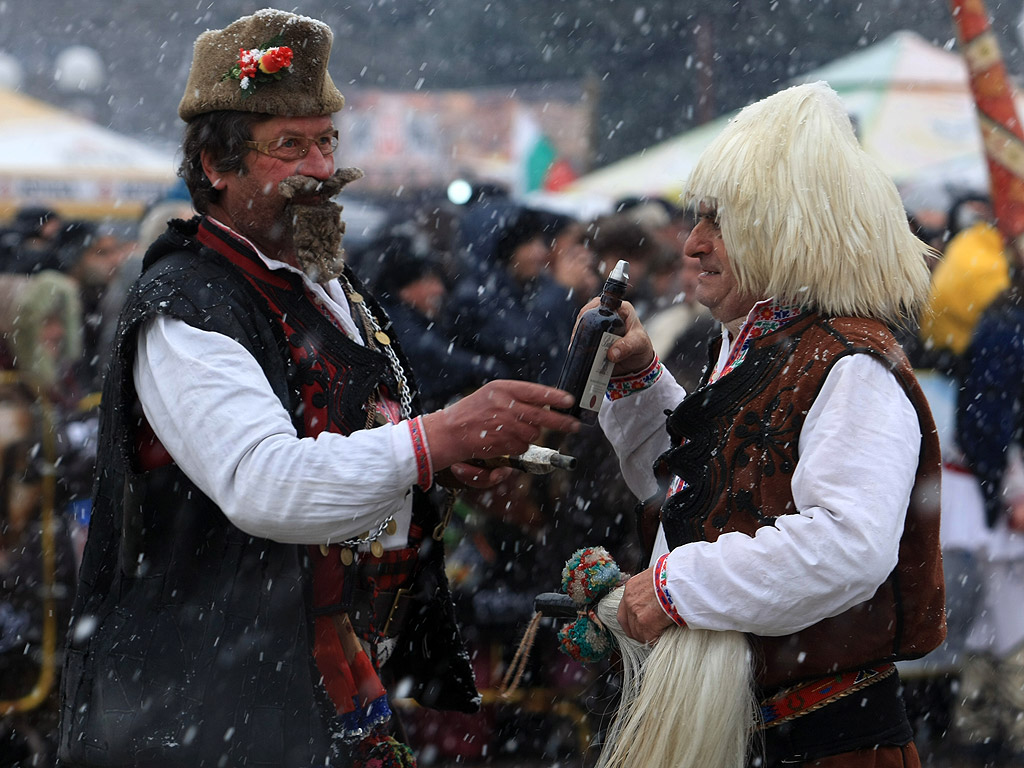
[[683, 205, 759, 326]]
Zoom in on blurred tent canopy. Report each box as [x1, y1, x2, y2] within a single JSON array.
[[563, 30, 1006, 212], [0, 87, 177, 221]]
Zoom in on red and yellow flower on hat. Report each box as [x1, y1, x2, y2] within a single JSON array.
[[222, 34, 293, 97], [257, 46, 292, 73]]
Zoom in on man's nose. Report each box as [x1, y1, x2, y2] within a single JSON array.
[[683, 219, 713, 258], [296, 146, 334, 179], [682, 232, 704, 259]]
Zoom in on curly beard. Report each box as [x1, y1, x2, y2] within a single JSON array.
[[278, 167, 364, 284]]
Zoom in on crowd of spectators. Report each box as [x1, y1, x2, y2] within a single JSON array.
[[346, 189, 751, 762], [896, 193, 1024, 767], [0, 200, 187, 766]]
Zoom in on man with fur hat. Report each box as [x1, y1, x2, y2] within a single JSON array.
[[592, 82, 945, 767], [58, 9, 579, 767]]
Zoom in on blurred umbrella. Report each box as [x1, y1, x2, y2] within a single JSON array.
[[0, 87, 176, 220]]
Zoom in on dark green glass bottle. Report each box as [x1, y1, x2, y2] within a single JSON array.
[[554, 259, 629, 425]]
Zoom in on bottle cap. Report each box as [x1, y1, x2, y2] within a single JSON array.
[[609, 259, 629, 283]]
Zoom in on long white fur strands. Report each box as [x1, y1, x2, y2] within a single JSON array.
[[683, 81, 933, 326], [592, 588, 756, 768]]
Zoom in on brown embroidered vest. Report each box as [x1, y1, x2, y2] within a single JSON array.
[[658, 312, 945, 690]]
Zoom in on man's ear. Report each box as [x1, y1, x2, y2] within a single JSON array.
[[200, 149, 224, 190]]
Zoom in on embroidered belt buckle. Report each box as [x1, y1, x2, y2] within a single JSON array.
[[759, 663, 895, 729], [382, 586, 411, 637]]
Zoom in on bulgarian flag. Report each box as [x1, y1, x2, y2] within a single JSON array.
[[512, 107, 577, 193]]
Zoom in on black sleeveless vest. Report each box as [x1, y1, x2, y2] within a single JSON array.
[[59, 217, 476, 767]]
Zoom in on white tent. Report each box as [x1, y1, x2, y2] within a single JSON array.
[[564, 30, 1005, 210], [0, 87, 177, 220]]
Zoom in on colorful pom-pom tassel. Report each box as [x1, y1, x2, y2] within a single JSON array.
[[558, 614, 614, 663], [561, 546, 622, 606]]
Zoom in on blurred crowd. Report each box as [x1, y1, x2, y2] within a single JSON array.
[[340, 189, 718, 764], [2, 182, 1023, 766], [0, 197, 193, 765], [897, 194, 1024, 768]]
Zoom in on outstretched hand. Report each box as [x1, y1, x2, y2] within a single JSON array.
[[576, 298, 655, 377], [421, 380, 580, 474], [443, 462, 516, 489]]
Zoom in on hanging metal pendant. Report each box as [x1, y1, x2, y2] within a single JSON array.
[[385, 518, 398, 536], [340, 548, 355, 566], [319, 544, 330, 557], [374, 330, 391, 346], [370, 540, 385, 558], [348, 291, 364, 304]]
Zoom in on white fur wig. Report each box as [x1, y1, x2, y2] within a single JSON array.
[[683, 81, 933, 325]]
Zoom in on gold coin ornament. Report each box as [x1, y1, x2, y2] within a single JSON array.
[[370, 540, 385, 558], [319, 544, 329, 557], [340, 548, 355, 566], [348, 292, 364, 304], [374, 330, 391, 346], [385, 519, 398, 535]]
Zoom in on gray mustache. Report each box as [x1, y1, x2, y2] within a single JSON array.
[[278, 167, 364, 200]]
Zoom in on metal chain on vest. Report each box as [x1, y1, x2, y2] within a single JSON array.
[[322, 275, 412, 555], [338, 274, 413, 420]]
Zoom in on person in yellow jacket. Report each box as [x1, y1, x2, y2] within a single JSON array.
[[919, 219, 1010, 358]]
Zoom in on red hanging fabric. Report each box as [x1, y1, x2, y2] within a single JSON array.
[[951, 0, 1024, 258]]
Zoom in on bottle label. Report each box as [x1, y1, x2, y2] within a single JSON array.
[[581, 332, 618, 413]]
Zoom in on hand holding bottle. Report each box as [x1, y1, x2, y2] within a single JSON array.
[[576, 296, 656, 378], [556, 260, 632, 424]]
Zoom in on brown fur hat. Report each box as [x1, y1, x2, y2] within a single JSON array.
[[178, 8, 345, 121]]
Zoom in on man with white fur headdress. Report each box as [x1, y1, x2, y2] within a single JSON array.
[[591, 81, 946, 767], [57, 9, 580, 767]]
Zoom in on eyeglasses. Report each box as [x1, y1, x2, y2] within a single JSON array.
[[244, 130, 339, 161]]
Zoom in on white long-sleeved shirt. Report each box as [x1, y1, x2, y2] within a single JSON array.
[[599, 321, 922, 637], [133, 221, 419, 548]]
